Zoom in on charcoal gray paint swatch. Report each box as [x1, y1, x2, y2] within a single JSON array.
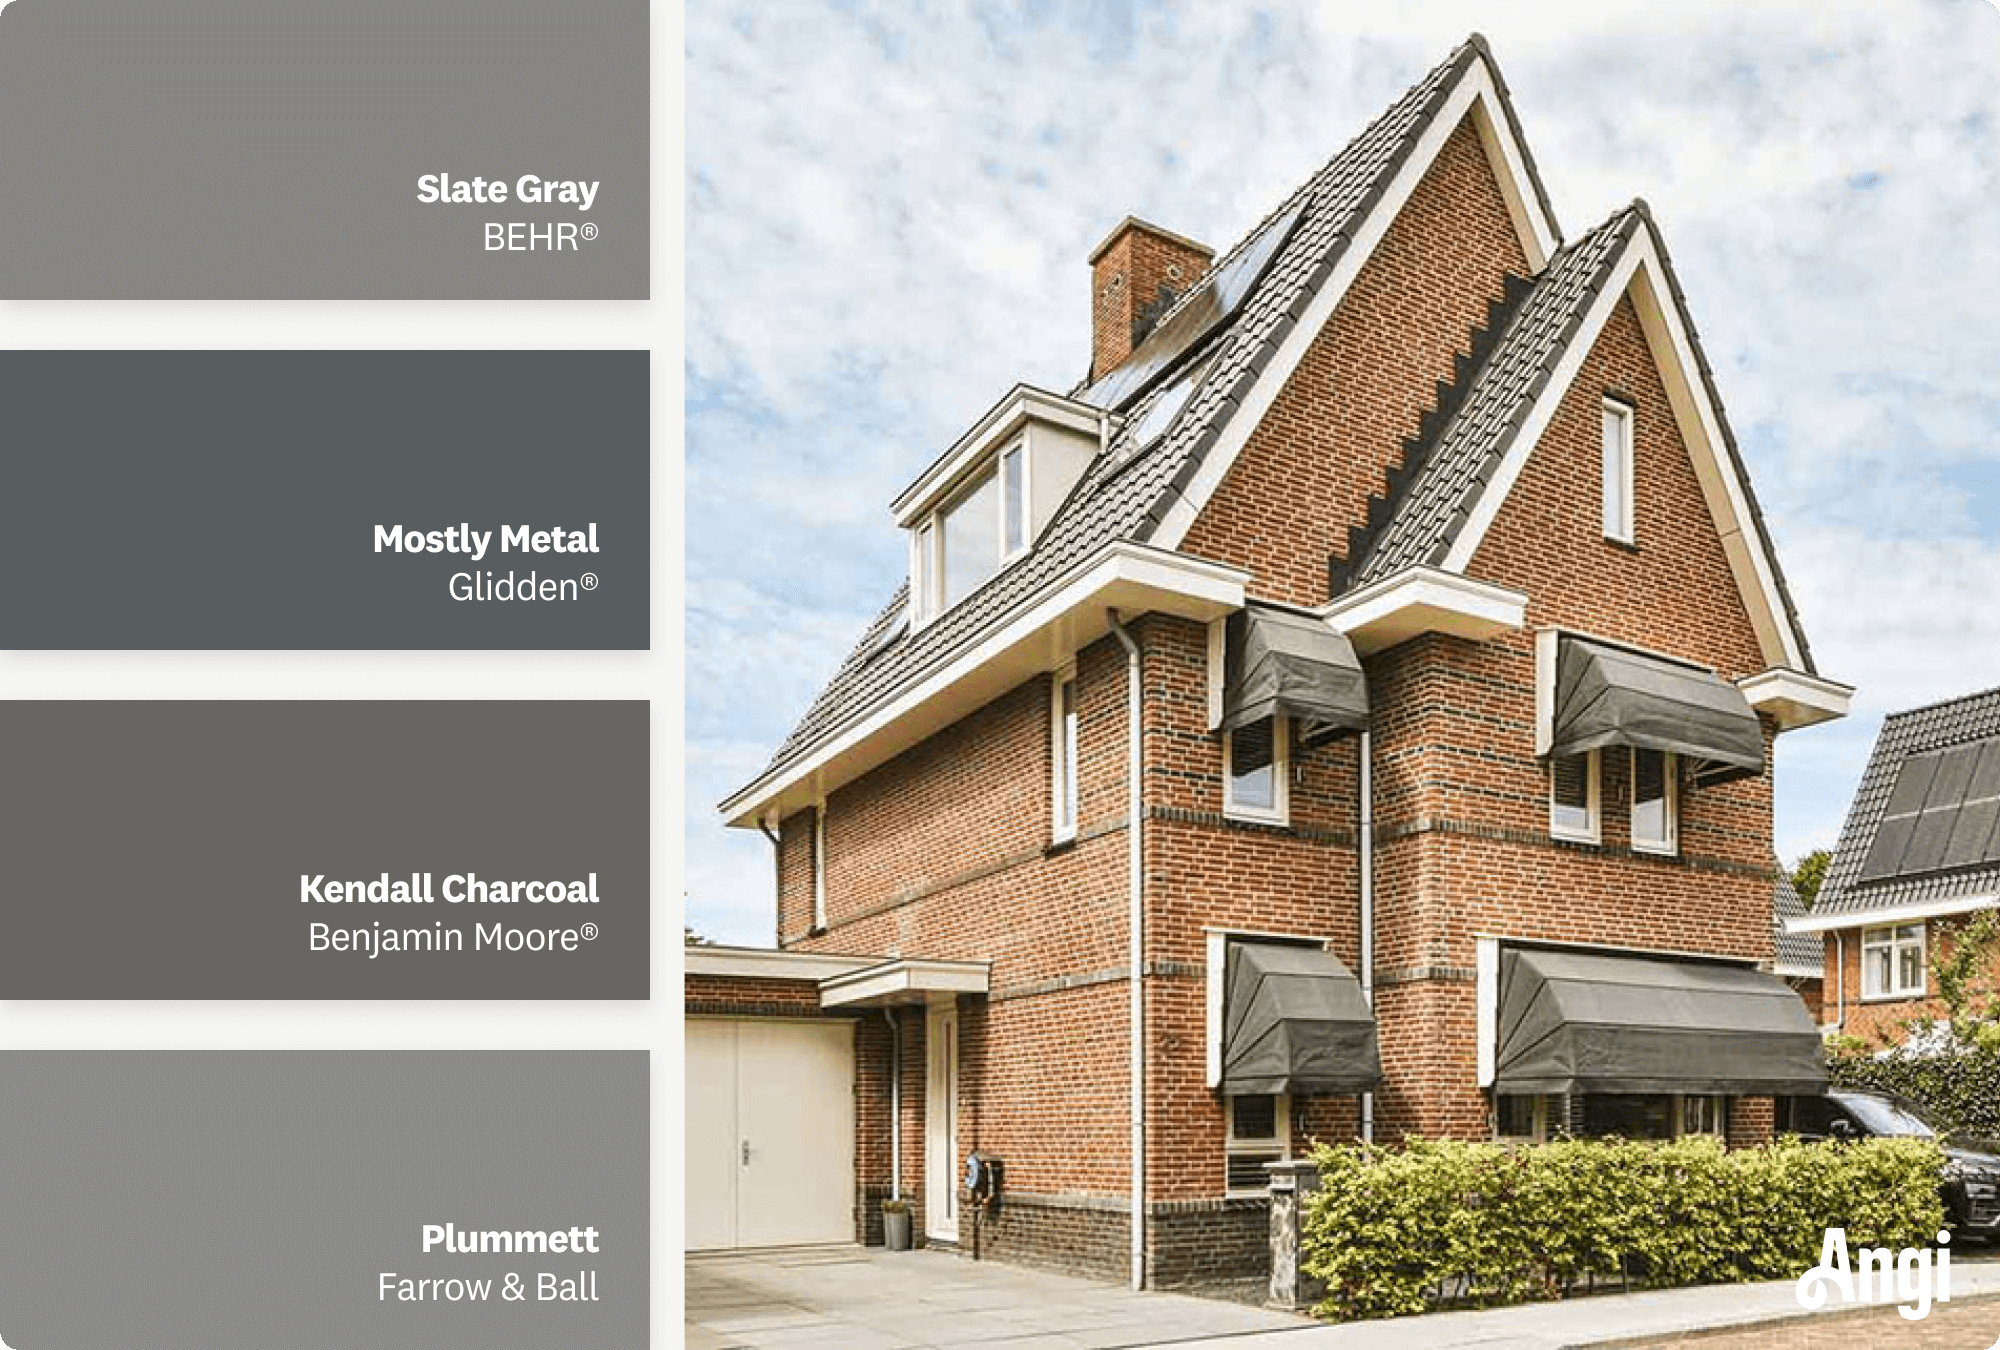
[[0, 702, 649, 999], [0, 352, 648, 650], [0, 1051, 648, 1350], [0, 0, 647, 298]]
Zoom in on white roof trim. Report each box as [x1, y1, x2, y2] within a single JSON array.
[[819, 957, 991, 1008], [1149, 57, 1555, 552], [1788, 894, 1997, 934], [891, 384, 1107, 527], [1738, 668, 1852, 732], [720, 541, 1250, 827], [685, 945, 880, 982], [1438, 227, 1804, 673], [1317, 565, 1527, 656], [1774, 958, 1824, 980]]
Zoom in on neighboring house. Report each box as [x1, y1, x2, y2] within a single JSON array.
[[1787, 686, 2000, 1044], [689, 35, 1852, 1289], [1774, 868, 1825, 1021]]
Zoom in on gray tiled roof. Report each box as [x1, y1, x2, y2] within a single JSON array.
[[1813, 686, 2000, 920], [1773, 867, 1821, 974], [755, 38, 1504, 781]]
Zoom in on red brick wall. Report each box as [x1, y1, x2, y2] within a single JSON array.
[[1092, 222, 1213, 380], [1180, 112, 1530, 607], [1821, 916, 1997, 1044]]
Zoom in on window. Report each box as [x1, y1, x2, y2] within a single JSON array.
[[1223, 1092, 1289, 1194], [811, 807, 828, 932], [1631, 748, 1678, 854], [1224, 715, 1289, 824], [1549, 750, 1600, 843], [1602, 398, 1635, 543], [1052, 668, 1078, 842], [1861, 923, 1926, 999], [1679, 1094, 1725, 1138], [1576, 1094, 1725, 1141], [909, 443, 1030, 627], [1495, 1094, 1563, 1144]]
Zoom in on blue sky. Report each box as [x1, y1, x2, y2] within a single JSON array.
[[686, 0, 2000, 946]]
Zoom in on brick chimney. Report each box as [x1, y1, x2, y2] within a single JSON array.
[[1088, 217, 1214, 380]]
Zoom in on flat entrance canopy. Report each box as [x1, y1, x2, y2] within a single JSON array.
[[1550, 635, 1763, 783], [1222, 942, 1380, 1096], [817, 957, 989, 1009], [1221, 602, 1369, 738], [1493, 946, 1825, 1097]]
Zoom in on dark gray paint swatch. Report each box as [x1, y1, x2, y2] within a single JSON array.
[[0, 1051, 648, 1349], [0, 0, 648, 298], [0, 702, 649, 999], [0, 351, 649, 650]]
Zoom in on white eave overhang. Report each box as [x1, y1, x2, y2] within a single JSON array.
[[1317, 566, 1528, 657], [684, 945, 881, 982], [891, 384, 1109, 528], [819, 957, 991, 1009], [720, 541, 1250, 828], [1737, 668, 1853, 732], [1787, 893, 1996, 934]]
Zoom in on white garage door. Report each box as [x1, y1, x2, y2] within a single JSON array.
[[686, 1017, 855, 1250]]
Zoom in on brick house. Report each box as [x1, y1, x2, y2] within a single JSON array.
[[1786, 686, 2000, 1045], [689, 36, 1852, 1289]]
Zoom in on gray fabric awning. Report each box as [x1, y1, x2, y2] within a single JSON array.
[[1220, 603, 1368, 737], [1223, 942, 1381, 1096], [1550, 636, 1764, 781], [1494, 947, 1826, 1097]]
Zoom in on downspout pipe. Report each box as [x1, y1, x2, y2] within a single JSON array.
[[1832, 930, 1846, 1034], [1107, 609, 1145, 1293], [760, 815, 783, 946], [882, 1009, 902, 1202], [1359, 729, 1374, 1145]]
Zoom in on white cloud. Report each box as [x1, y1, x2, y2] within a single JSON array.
[[687, 0, 2000, 929]]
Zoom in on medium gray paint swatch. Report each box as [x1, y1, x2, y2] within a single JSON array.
[[0, 1051, 648, 1349], [0, 702, 649, 999], [0, 0, 648, 298], [0, 351, 649, 650]]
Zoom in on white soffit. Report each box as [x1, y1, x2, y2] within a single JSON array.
[[891, 384, 1107, 528], [1318, 566, 1527, 656], [685, 946, 881, 982], [1738, 668, 1853, 732], [1788, 895, 1996, 935], [819, 958, 991, 1009], [720, 542, 1249, 827]]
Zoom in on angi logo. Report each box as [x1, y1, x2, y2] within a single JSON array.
[[1795, 1227, 1953, 1321]]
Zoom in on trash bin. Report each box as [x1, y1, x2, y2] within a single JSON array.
[[882, 1202, 912, 1251]]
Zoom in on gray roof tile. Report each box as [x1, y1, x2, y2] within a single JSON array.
[[1813, 686, 2000, 920], [1773, 868, 1821, 973]]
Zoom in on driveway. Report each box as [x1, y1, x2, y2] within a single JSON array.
[[685, 1246, 1312, 1350]]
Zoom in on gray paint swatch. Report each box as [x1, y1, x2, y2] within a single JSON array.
[[0, 702, 650, 999], [0, 0, 648, 298], [0, 1051, 648, 1349], [0, 351, 650, 650]]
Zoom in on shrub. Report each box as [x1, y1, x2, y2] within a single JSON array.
[[1829, 1040, 2000, 1139], [1300, 1135, 1944, 1322]]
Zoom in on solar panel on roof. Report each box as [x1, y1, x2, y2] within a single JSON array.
[[1857, 735, 2000, 884], [1081, 198, 1309, 412]]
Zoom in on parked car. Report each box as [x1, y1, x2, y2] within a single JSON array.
[[1778, 1089, 2000, 1239]]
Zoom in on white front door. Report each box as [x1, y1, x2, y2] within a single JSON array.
[[924, 1001, 959, 1243], [685, 1017, 855, 1250]]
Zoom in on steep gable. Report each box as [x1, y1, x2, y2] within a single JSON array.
[[1178, 112, 1531, 606]]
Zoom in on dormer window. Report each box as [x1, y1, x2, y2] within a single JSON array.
[[911, 442, 1029, 625]]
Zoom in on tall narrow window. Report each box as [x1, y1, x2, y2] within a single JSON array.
[[812, 806, 828, 932], [1223, 1092, 1289, 1195], [1602, 398, 1635, 543], [1002, 443, 1027, 557], [1631, 748, 1677, 854], [1052, 668, 1078, 842], [912, 520, 937, 624], [1224, 715, 1288, 824], [1549, 750, 1600, 843], [941, 467, 999, 608]]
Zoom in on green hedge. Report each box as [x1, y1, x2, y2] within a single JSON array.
[[1301, 1135, 1944, 1321], [1829, 1041, 2000, 1139]]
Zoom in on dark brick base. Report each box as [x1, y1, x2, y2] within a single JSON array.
[[957, 1193, 1130, 1283], [1150, 1198, 1269, 1288]]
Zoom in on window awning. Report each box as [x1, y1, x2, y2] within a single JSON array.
[[1222, 942, 1381, 1096], [1493, 947, 1826, 1097], [1550, 636, 1764, 782], [1220, 603, 1368, 737]]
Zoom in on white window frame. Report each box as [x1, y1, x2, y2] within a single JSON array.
[[1602, 397, 1635, 545], [1548, 749, 1601, 844], [1223, 1091, 1291, 1197], [1861, 922, 1926, 1000], [1677, 1093, 1726, 1138], [1630, 748, 1678, 856], [1223, 713, 1290, 825], [1051, 664, 1078, 844], [908, 440, 1029, 629], [811, 805, 828, 932]]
